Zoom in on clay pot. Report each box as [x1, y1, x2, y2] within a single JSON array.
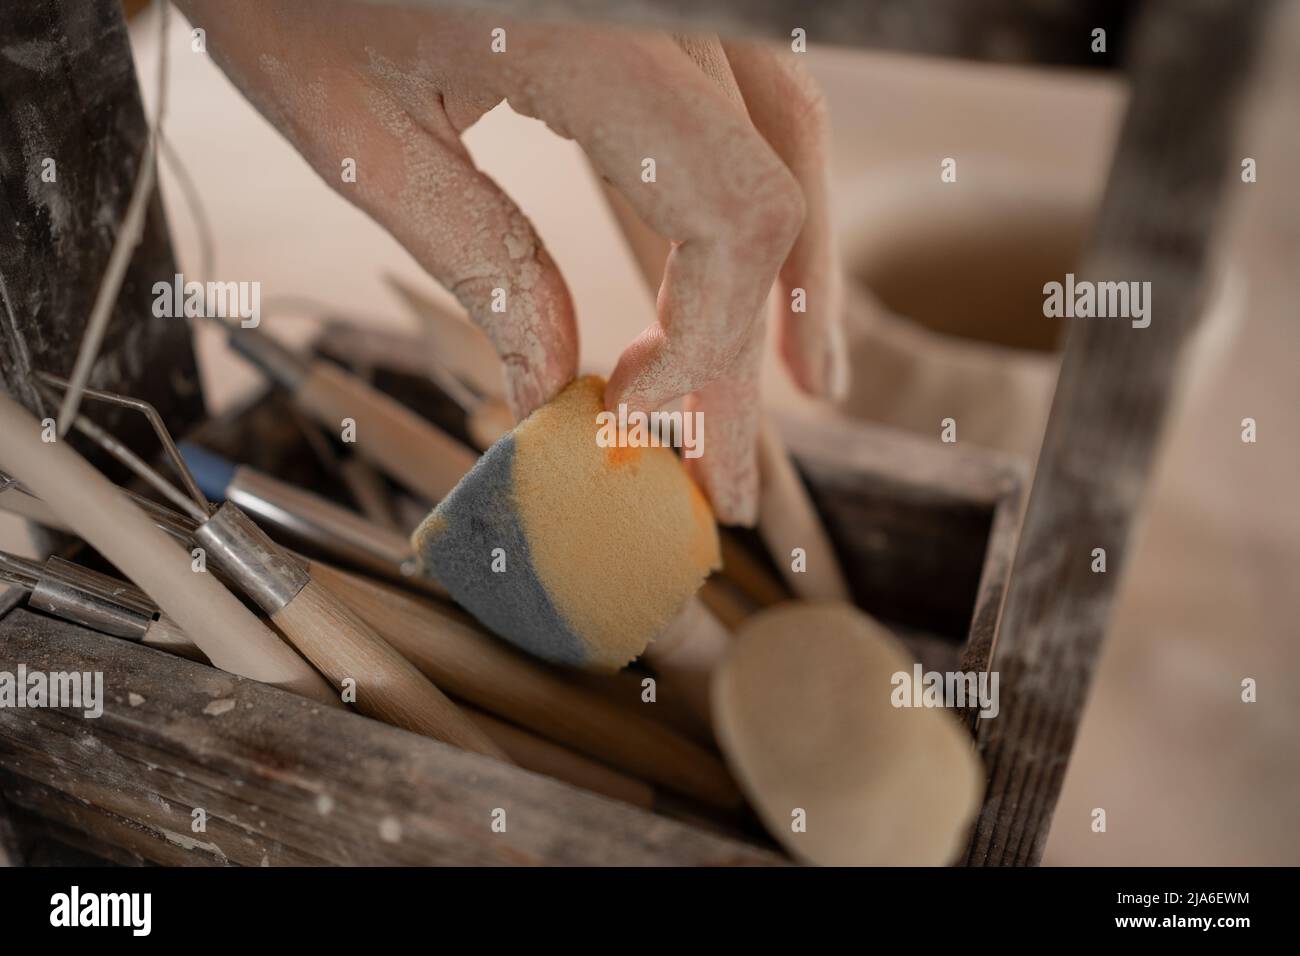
[[835, 165, 1241, 461]]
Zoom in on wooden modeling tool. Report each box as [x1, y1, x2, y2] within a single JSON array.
[[464, 708, 655, 809], [717, 531, 790, 607], [698, 576, 758, 632], [311, 318, 514, 459], [0, 390, 337, 705], [209, 318, 477, 504], [310, 561, 739, 808], [337, 455, 403, 530], [712, 603, 983, 865], [556, 661, 714, 747], [382, 272, 508, 402], [642, 595, 734, 724], [35, 375, 504, 760], [342, 287, 515, 449], [429, 369, 512, 453], [755, 419, 852, 601], [287, 403, 403, 531]]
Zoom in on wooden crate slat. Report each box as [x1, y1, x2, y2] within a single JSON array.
[[962, 0, 1272, 866], [0, 611, 783, 866]]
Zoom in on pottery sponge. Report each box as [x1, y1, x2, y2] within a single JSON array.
[[412, 376, 721, 670]]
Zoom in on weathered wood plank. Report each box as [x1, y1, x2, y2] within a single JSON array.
[[0, 784, 161, 865], [957, 471, 1023, 730], [962, 0, 1272, 866], [0, 791, 22, 865], [0, 610, 783, 866], [1, 774, 237, 866]]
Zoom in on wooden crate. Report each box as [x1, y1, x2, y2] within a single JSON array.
[[0, 409, 1022, 866], [0, 0, 1267, 866]]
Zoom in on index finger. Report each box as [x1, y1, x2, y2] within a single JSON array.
[[463, 23, 806, 412]]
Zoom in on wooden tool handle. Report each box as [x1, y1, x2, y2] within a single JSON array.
[[697, 577, 754, 632], [466, 398, 513, 451], [643, 596, 733, 727], [272, 578, 508, 761], [466, 708, 654, 809], [0, 393, 339, 707], [718, 531, 789, 607], [310, 561, 740, 808], [296, 360, 478, 504], [337, 457, 402, 530], [757, 420, 852, 602], [384, 273, 507, 402]]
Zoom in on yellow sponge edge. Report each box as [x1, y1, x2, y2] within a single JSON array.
[[513, 376, 721, 669]]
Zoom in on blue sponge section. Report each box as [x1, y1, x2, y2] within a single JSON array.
[[178, 442, 238, 503], [412, 434, 589, 667]]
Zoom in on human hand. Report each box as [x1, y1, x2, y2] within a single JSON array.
[[180, 0, 845, 524]]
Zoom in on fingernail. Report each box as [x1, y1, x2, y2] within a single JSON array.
[[797, 322, 848, 402], [710, 470, 759, 528], [822, 325, 850, 402], [504, 357, 575, 422]]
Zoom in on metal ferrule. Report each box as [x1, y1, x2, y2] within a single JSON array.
[[126, 488, 202, 544], [28, 556, 157, 641], [194, 501, 310, 614], [0, 552, 42, 591], [228, 331, 308, 392], [227, 468, 417, 585]]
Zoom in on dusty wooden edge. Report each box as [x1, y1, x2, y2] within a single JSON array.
[[0, 774, 224, 866], [0, 611, 783, 866], [778, 411, 1028, 511], [781, 410, 1028, 652], [958, 468, 1025, 729], [779, 410, 1027, 671], [0, 790, 22, 865], [960, 0, 1272, 867], [354, 0, 1131, 67]]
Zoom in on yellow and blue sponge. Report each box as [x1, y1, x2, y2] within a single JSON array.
[[413, 376, 720, 671]]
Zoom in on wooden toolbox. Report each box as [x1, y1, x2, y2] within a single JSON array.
[[0, 0, 1261, 865], [0, 388, 1023, 865]]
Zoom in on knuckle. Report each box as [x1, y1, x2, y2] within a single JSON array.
[[786, 66, 831, 136], [737, 161, 806, 258]]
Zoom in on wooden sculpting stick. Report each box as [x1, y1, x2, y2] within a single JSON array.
[[0, 392, 338, 706], [310, 561, 740, 808], [295, 359, 477, 505], [227, 327, 478, 505], [0, 425, 500, 760], [465, 708, 654, 808], [268, 575, 507, 760]]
